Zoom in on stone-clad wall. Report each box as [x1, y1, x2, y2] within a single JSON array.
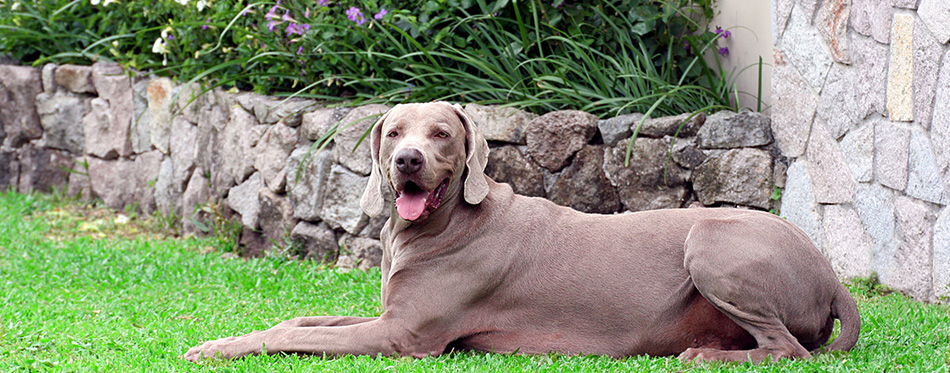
[[772, 0, 950, 301], [0, 62, 785, 272]]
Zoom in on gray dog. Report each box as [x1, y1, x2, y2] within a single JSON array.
[[184, 101, 860, 363]]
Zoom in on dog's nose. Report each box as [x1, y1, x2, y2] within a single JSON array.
[[394, 148, 424, 174]]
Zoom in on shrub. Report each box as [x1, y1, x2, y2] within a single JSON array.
[[0, 0, 736, 116]]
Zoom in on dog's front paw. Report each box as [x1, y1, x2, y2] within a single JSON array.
[[182, 336, 260, 362]]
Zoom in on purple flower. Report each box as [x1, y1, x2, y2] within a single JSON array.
[[683, 40, 690, 53], [717, 46, 729, 57], [316, 0, 328, 6], [374, 8, 387, 20], [715, 26, 731, 39], [282, 11, 294, 23], [297, 46, 304, 55], [168, 34, 174, 40], [268, 21, 281, 32], [286, 23, 311, 35], [347, 7, 366, 25], [266, 5, 280, 20], [202, 17, 210, 30], [404, 83, 415, 93]]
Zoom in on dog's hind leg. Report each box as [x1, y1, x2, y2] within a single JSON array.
[[677, 214, 838, 363]]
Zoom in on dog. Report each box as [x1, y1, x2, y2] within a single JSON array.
[[184, 101, 859, 363]]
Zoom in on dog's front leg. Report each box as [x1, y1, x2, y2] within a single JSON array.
[[183, 317, 443, 361]]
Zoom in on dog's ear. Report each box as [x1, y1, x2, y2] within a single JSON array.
[[360, 108, 391, 217], [451, 103, 490, 205]]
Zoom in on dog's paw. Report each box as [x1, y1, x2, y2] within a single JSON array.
[[182, 336, 259, 362]]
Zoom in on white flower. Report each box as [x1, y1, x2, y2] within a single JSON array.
[[103, 0, 117, 5], [175, 0, 188, 5], [90, 0, 100, 5], [196, 0, 207, 11], [151, 37, 168, 54]]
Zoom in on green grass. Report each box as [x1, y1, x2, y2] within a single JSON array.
[[1, 190, 948, 372]]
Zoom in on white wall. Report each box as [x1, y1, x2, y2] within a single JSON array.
[[707, 0, 774, 112]]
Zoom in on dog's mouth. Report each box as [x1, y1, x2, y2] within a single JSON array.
[[393, 178, 449, 221]]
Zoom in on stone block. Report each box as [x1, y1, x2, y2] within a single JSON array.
[[875, 120, 910, 190], [170, 116, 198, 189], [253, 123, 298, 193], [0, 151, 16, 189], [87, 150, 161, 213], [181, 168, 212, 237], [146, 78, 175, 154], [853, 36, 889, 118], [130, 77, 153, 154], [597, 113, 640, 146], [212, 105, 263, 195], [892, 196, 935, 300], [770, 55, 818, 157], [287, 146, 335, 221], [53, 64, 95, 94], [485, 145, 546, 198], [301, 107, 350, 141], [66, 157, 92, 201], [91, 62, 132, 157], [851, 0, 893, 43], [693, 148, 773, 209], [887, 13, 915, 122], [196, 105, 227, 174], [854, 182, 897, 276], [816, 63, 861, 139], [933, 207, 950, 300], [320, 164, 370, 234], [153, 157, 180, 216], [918, 0, 950, 44], [35, 91, 89, 154], [913, 16, 944, 129], [40, 64, 56, 94], [334, 104, 389, 176], [603, 137, 689, 212], [780, 4, 834, 92], [0, 65, 43, 148], [822, 204, 873, 279], [336, 234, 383, 270], [773, 0, 794, 42], [547, 145, 621, 214], [907, 128, 950, 205], [290, 221, 339, 263], [636, 112, 705, 139], [16, 145, 72, 193], [780, 160, 823, 248], [697, 110, 772, 149], [227, 172, 264, 230], [806, 120, 856, 204], [934, 49, 950, 191], [671, 139, 706, 169], [839, 119, 874, 182], [464, 103, 538, 144], [258, 188, 296, 244], [525, 110, 598, 172], [815, 0, 852, 63]]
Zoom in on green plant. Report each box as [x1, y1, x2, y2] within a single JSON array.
[[1, 0, 732, 117]]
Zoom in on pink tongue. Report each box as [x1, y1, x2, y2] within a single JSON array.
[[396, 191, 427, 221]]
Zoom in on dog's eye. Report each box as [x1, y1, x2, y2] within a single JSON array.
[[387, 131, 398, 138], [436, 131, 449, 138]]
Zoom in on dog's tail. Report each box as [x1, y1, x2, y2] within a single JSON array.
[[826, 283, 861, 351]]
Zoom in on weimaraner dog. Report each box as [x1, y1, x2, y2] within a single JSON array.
[[185, 101, 860, 363]]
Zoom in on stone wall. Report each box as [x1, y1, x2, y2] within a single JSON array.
[[772, 0, 950, 301], [1, 62, 786, 272]]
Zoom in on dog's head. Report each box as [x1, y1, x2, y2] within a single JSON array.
[[360, 102, 489, 222]]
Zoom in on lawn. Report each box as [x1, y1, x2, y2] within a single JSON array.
[[1, 191, 948, 372]]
